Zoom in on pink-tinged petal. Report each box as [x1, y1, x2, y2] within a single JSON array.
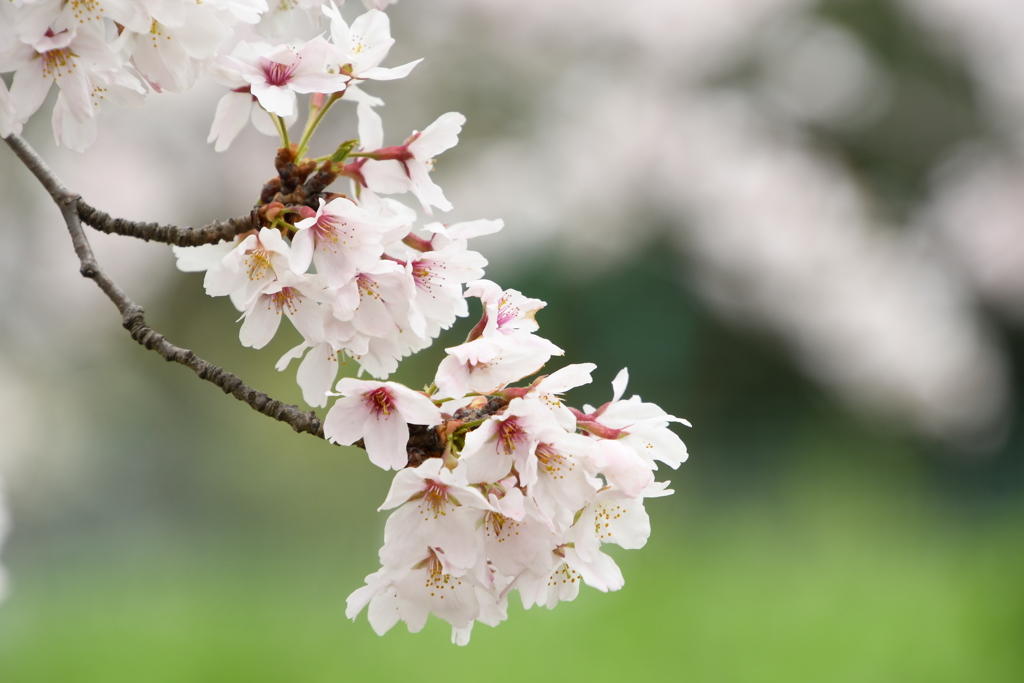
[[53, 68, 93, 122], [463, 449, 513, 485], [379, 460, 441, 510], [538, 363, 597, 394], [239, 297, 283, 349], [288, 71, 348, 94], [251, 82, 295, 117], [429, 218, 504, 240], [362, 59, 422, 81], [342, 84, 384, 107], [208, 91, 252, 152], [10, 60, 52, 122], [409, 112, 466, 160], [176, 4, 232, 59], [427, 509, 484, 570], [357, 101, 384, 150], [433, 353, 471, 400], [603, 501, 651, 551], [611, 368, 629, 403], [362, 409, 408, 470], [250, 105, 280, 136], [296, 342, 338, 408], [51, 92, 97, 152], [366, 587, 401, 635], [490, 487, 525, 520], [408, 161, 451, 213], [284, 294, 323, 342], [289, 226, 315, 274], [324, 393, 368, 445], [389, 385, 442, 425], [452, 625, 472, 646], [350, 9, 392, 47], [362, 159, 413, 195], [626, 427, 689, 469], [275, 342, 309, 371], [345, 570, 387, 619], [590, 440, 654, 498], [563, 547, 624, 593]]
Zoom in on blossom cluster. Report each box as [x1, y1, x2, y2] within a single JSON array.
[[336, 365, 687, 644], [1, 0, 691, 644], [0, 0, 397, 148]]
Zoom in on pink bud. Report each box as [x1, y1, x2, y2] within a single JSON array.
[[264, 202, 285, 221], [297, 205, 316, 220]]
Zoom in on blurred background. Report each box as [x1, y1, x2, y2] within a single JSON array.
[[2, 0, 1024, 680]]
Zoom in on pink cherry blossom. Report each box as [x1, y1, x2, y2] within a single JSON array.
[[324, 378, 442, 470], [216, 37, 347, 118], [356, 103, 466, 213]]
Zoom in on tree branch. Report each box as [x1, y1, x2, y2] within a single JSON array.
[[77, 199, 259, 246], [2, 133, 327, 441]]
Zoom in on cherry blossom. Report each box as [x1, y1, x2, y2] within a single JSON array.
[[291, 196, 393, 286], [577, 368, 691, 470], [237, 270, 325, 349], [4, 26, 124, 128], [356, 102, 466, 213], [215, 37, 347, 118], [323, 3, 422, 82], [324, 379, 442, 470]]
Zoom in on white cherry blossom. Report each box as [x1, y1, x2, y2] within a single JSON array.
[[378, 458, 491, 570], [356, 102, 466, 213], [238, 270, 325, 349], [433, 333, 562, 400], [215, 38, 347, 118], [323, 378, 442, 470], [323, 3, 421, 81], [204, 227, 290, 307], [459, 397, 563, 485], [5, 26, 123, 127], [127, 3, 233, 93], [291, 196, 392, 286], [579, 368, 691, 470]]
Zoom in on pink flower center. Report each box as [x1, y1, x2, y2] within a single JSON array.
[[263, 61, 297, 86], [421, 480, 454, 518], [497, 418, 527, 455], [270, 287, 299, 315], [313, 214, 346, 249], [411, 260, 439, 292], [364, 387, 395, 418], [357, 274, 381, 300], [496, 296, 519, 330]]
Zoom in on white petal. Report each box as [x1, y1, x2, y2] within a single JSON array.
[[323, 394, 367, 446], [239, 297, 282, 348], [357, 101, 383, 150], [297, 342, 338, 408], [362, 410, 408, 470], [611, 368, 629, 404]]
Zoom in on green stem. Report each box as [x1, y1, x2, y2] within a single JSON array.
[[295, 91, 344, 159], [456, 417, 488, 432], [272, 114, 290, 149]]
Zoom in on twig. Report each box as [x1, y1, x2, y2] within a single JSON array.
[[77, 199, 259, 247], [2, 133, 327, 440]]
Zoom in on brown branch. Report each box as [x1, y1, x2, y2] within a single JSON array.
[[76, 198, 259, 246], [3, 133, 327, 441]]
